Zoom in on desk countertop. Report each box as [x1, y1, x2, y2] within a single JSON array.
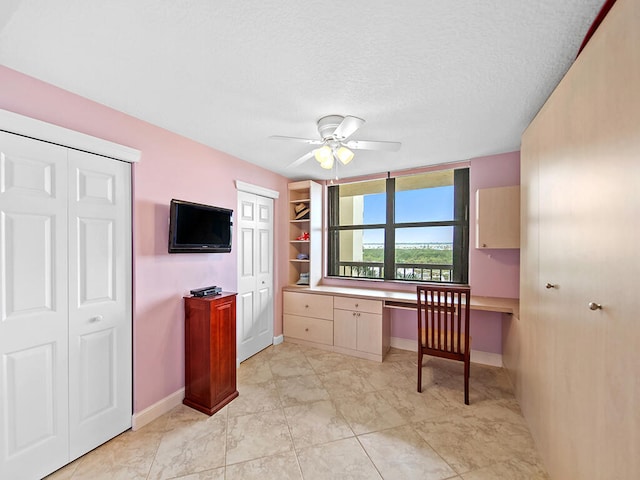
[[283, 285, 519, 315]]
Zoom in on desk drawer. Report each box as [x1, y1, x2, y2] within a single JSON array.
[[283, 291, 333, 320], [283, 314, 333, 345], [334, 296, 382, 314]]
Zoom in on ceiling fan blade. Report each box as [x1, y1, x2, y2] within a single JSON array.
[[345, 140, 401, 152], [270, 135, 323, 145], [333, 116, 365, 139], [287, 150, 315, 168]]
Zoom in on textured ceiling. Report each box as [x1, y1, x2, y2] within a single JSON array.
[[0, 0, 605, 181]]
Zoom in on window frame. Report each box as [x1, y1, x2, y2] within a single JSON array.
[[327, 168, 469, 284]]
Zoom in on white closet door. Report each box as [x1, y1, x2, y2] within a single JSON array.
[[67, 149, 132, 459], [237, 192, 274, 362], [0, 132, 70, 479]]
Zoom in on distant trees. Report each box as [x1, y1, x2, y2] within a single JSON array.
[[363, 247, 453, 265]]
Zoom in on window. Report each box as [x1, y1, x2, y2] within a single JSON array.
[[327, 168, 469, 283]]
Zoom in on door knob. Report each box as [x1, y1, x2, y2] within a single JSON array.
[[588, 302, 602, 311], [545, 283, 557, 289], [90, 315, 103, 323]]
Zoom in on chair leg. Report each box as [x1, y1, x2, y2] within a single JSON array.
[[417, 349, 422, 393], [464, 354, 470, 405]]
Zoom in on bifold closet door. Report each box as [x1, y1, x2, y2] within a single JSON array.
[[0, 131, 132, 478], [67, 148, 132, 459], [0, 132, 71, 478]]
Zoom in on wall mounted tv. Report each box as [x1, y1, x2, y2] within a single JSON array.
[[168, 199, 233, 253]]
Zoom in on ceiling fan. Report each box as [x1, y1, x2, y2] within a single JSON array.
[[270, 115, 401, 170]]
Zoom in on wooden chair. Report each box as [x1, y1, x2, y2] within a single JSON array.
[[417, 284, 471, 404]]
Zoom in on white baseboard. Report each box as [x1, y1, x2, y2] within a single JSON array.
[[390, 337, 418, 352], [470, 350, 503, 367], [273, 334, 284, 345], [390, 336, 503, 367], [131, 388, 184, 431]]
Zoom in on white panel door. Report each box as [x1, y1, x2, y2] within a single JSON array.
[[0, 132, 70, 479], [67, 149, 131, 459], [237, 192, 273, 362]]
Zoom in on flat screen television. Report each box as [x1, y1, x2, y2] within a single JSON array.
[[168, 199, 233, 253]]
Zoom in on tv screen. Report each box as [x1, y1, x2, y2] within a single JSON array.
[[168, 199, 233, 253]]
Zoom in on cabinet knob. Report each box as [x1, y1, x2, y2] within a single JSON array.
[[357, 312, 361, 317], [355, 303, 359, 308], [305, 304, 309, 308], [352, 312, 356, 317], [482, 243, 487, 248], [305, 327, 309, 332], [588, 302, 602, 311]]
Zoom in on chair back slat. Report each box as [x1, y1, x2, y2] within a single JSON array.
[[417, 284, 471, 356]]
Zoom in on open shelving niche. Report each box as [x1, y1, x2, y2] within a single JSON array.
[[288, 180, 322, 288]]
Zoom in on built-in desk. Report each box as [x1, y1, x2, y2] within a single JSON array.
[[282, 285, 518, 362]]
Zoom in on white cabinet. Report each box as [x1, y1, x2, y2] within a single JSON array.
[[283, 291, 333, 347], [476, 186, 520, 248], [333, 296, 388, 361]]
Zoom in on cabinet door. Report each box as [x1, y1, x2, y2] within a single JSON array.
[[212, 298, 237, 403], [334, 309, 357, 350], [356, 313, 383, 355], [476, 186, 520, 248]]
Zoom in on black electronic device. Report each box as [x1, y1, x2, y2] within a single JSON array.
[[168, 199, 233, 253], [190, 285, 222, 297]]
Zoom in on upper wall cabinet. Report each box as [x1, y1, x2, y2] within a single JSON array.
[[475, 185, 520, 249]]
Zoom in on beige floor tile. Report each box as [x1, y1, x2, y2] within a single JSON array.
[[284, 400, 354, 449], [238, 355, 274, 385], [318, 368, 377, 397], [269, 356, 316, 378], [147, 409, 227, 480], [225, 451, 302, 480], [227, 380, 281, 417], [276, 374, 330, 406], [304, 350, 358, 374], [461, 459, 550, 480], [377, 387, 455, 423], [297, 437, 382, 480], [226, 408, 294, 465], [359, 425, 456, 480], [334, 391, 406, 435], [172, 467, 226, 479], [413, 413, 512, 474]]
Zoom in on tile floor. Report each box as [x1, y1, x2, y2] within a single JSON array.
[[46, 343, 548, 480]]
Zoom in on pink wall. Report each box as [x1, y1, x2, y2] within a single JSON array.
[[0, 66, 290, 413]]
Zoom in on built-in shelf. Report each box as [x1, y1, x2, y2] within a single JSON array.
[[288, 180, 322, 287]]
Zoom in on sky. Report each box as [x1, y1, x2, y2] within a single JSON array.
[[362, 186, 454, 244]]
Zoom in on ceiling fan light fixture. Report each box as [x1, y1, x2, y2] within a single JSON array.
[[314, 145, 332, 164], [319, 157, 334, 169], [335, 146, 354, 165]]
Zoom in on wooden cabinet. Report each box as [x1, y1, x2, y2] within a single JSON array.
[[476, 185, 520, 248], [183, 293, 239, 416], [283, 291, 333, 348], [288, 180, 322, 287], [333, 296, 389, 361]]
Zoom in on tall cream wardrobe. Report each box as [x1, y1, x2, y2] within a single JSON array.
[[508, 0, 640, 478]]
